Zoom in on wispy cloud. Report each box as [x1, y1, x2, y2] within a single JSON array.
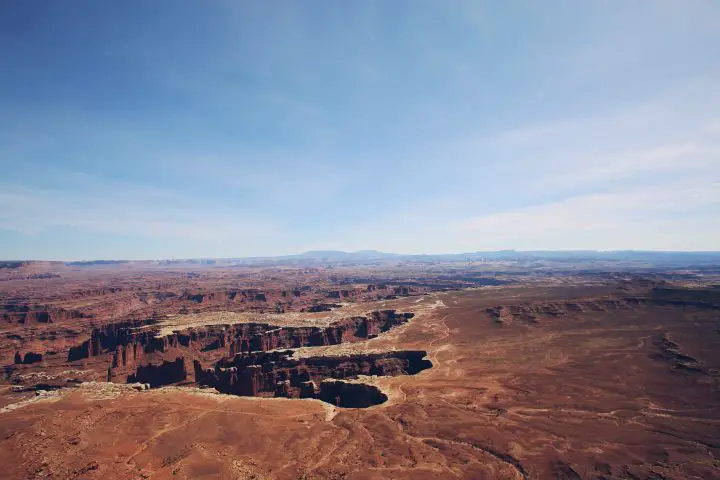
[[321, 176, 720, 253], [1, 1, 719, 258], [535, 143, 720, 190], [455, 179, 720, 248], [0, 175, 280, 245]]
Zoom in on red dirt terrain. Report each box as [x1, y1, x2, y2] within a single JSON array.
[[1, 260, 720, 479]]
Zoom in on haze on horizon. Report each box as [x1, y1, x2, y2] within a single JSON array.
[[1, 1, 719, 261]]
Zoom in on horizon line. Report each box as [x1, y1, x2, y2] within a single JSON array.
[[5, 249, 720, 263]]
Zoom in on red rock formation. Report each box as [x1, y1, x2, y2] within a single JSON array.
[[67, 318, 158, 361], [72, 310, 414, 378], [650, 333, 706, 374], [393, 286, 411, 296], [128, 357, 187, 387], [197, 350, 431, 403], [64, 310, 418, 396], [302, 303, 342, 312], [179, 289, 269, 304], [2, 305, 89, 325], [485, 298, 642, 325]]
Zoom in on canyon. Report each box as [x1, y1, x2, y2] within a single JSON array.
[[0, 258, 719, 478]]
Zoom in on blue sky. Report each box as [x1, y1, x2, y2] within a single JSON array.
[[1, 1, 719, 260]]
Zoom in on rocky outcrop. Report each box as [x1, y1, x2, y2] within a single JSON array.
[[65, 309, 422, 403], [486, 289, 720, 327], [67, 318, 158, 361], [2, 305, 90, 324], [231, 310, 414, 353], [73, 310, 414, 369], [650, 334, 706, 374], [327, 288, 366, 299], [70, 287, 127, 299], [393, 286, 411, 296], [289, 286, 312, 297], [302, 303, 342, 312], [179, 289, 268, 304], [651, 287, 720, 308], [486, 299, 640, 325], [0, 261, 67, 280], [127, 357, 187, 387], [196, 350, 431, 403]]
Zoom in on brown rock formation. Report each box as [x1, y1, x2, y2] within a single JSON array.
[[650, 333, 706, 374], [128, 357, 187, 387], [2, 305, 89, 324], [66, 310, 416, 387], [67, 318, 158, 362], [70, 310, 413, 365], [485, 298, 642, 325], [196, 350, 431, 404], [301, 303, 341, 312]]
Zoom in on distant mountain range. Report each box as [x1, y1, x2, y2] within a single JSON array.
[[59, 250, 720, 268]]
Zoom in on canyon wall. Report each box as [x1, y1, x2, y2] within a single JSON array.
[[651, 287, 720, 308], [68, 310, 414, 365], [62, 310, 421, 405], [2, 305, 90, 325], [194, 350, 432, 405]]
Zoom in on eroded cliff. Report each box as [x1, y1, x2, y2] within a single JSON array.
[[194, 349, 431, 403]]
